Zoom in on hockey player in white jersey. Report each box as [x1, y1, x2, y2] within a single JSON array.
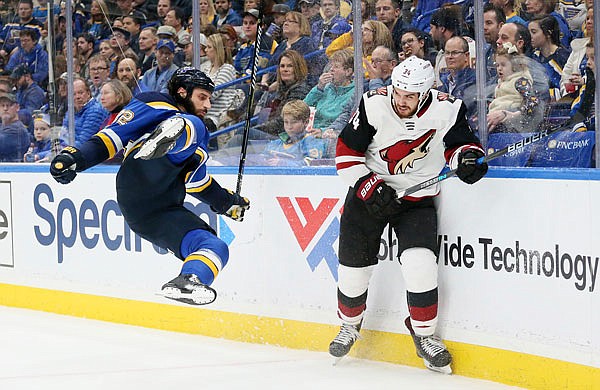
[[330, 56, 488, 374]]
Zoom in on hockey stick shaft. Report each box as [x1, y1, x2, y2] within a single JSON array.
[[236, 8, 264, 195], [399, 122, 567, 198]]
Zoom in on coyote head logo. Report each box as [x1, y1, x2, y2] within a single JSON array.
[[380, 130, 436, 174]]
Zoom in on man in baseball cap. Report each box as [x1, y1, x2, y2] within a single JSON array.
[[140, 39, 179, 93]]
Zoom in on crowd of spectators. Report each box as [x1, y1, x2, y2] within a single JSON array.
[[0, 0, 595, 167]]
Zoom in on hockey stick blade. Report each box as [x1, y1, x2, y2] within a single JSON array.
[[398, 121, 568, 199]]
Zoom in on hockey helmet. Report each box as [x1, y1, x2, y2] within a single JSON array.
[[169, 67, 215, 96], [391, 56, 435, 107]]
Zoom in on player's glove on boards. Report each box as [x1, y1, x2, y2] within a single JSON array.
[[50, 146, 86, 184], [355, 172, 399, 218], [210, 190, 250, 222], [456, 149, 488, 184]]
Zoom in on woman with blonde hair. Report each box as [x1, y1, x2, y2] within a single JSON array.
[[200, 0, 216, 27], [261, 11, 317, 88], [87, 0, 111, 41], [200, 33, 237, 144]]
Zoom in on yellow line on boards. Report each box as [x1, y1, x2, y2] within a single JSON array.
[[0, 283, 597, 389]]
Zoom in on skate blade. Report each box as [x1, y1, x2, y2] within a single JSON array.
[[134, 117, 186, 160], [332, 355, 346, 366], [157, 286, 216, 305], [424, 360, 452, 375]]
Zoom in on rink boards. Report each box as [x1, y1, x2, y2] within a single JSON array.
[[0, 164, 598, 389]]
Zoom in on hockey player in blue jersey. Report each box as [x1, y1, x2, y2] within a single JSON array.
[[49, 67, 250, 305]]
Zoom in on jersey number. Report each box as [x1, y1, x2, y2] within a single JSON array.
[[114, 110, 135, 126]]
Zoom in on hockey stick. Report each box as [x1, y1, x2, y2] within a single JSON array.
[[236, 6, 264, 195], [399, 121, 569, 198]]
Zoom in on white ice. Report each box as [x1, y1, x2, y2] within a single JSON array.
[[0, 306, 521, 390]]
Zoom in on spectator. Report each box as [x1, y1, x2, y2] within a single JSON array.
[[365, 45, 398, 90], [99, 39, 115, 62], [117, 57, 144, 96], [265, 4, 290, 44], [123, 13, 144, 53], [487, 43, 540, 133], [570, 40, 595, 132], [430, 6, 475, 88], [218, 24, 240, 57], [99, 79, 133, 125], [24, 113, 66, 162], [87, 0, 112, 42], [304, 48, 355, 137], [0, 93, 30, 162], [157, 25, 177, 41], [5, 29, 48, 86], [11, 64, 46, 131], [138, 27, 158, 74], [165, 7, 188, 42], [252, 50, 311, 138], [497, 21, 551, 102], [311, 0, 351, 50], [439, 36, 477, 118], [398, 28, 436, 65], [109, 26, 138, 69], [200, 33, 236, 135], [233, 9, 275, 76], [326, 20, 393, 63], [140, 39, 179, 93], [490, 0, 527, 26], [298, 0, 322, 27], [556, 0, 587, 37], [262, 99, 326, 166], [483, 4, 506, 80], [560, 7, 593, 96], [117, 0, 135, 16], [157, 0, 172, 21], [524, 0, 572, 49], [62, 77, 108, 147], [262, 11, 316, 86], [529, 14, 571, 101], [88, 55, 111, 101], [175, 32, 195, 67], [76, 33, 96, 79], [201, 0, 217, 27], [0, 0, 44, 55], [212, 0, 243, 28], [374, 0, 405, 52]]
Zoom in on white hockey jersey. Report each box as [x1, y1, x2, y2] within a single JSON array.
[[335, 86, 482, 199]]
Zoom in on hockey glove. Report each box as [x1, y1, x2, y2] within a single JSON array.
[[355, 173, 399, 218], [456, 149, 488, 184], [210, 190, 250, 222], [50, 146, 85, 184]]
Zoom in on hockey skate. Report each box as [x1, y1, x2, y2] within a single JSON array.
[[134, 116, 186, 160], [159, 274, 217, 305], [329, 322, 361, 362], [405, 317, 452, 374]]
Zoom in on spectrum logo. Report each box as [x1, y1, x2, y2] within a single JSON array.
[[277, 197, 341, 281]]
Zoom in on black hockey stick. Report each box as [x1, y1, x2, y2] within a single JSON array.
[[236, 6, 264, 195], [399, 121, 569, 198]]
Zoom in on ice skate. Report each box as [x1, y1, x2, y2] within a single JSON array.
[[159, 274, 217, 305], [329, 322, 361, 363], [135, 116, 186, 160], [405, 317, 452, 374]]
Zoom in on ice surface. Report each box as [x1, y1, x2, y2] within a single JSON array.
[[0, 306, 521, 390]]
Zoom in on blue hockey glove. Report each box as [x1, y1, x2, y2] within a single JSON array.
[[355, 172, 399, 218], [211, 190, 250, 222], [50, 146, 85, 184], [456, 149, 488, 184]]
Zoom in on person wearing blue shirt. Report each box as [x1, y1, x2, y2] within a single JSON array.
[[0, 93, 30, 162], [0, 0, 43, 55], [50, 68, 250, 306], [11, 64, 46, 133], [5, 29, 48, 86], [310, 0, 350, 50], [262, 99, 326, 165], [141, 39, 179, 93], [62, 78, 108, 147]]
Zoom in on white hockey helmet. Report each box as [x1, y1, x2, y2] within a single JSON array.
[[391, 56, 435, 108]]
